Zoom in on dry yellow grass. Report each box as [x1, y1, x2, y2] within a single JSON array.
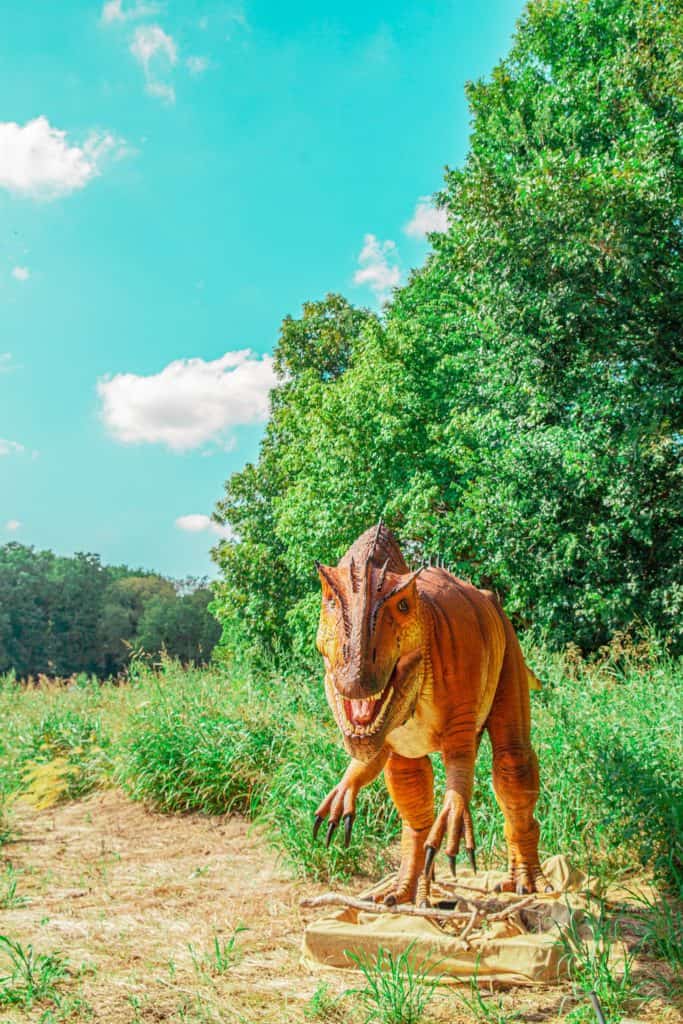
[[0, 791, 680, 1024]]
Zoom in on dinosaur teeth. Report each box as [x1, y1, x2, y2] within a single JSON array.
[[334, 686, 394, 739]]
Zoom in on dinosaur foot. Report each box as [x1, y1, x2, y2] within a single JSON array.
[[373, 880, 419, 907], [495, 864, 553, 895]]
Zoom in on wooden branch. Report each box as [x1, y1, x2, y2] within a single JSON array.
[[488, 895, 537, 921], [300, 892, 472, 922], [457, 906, 480, 949]]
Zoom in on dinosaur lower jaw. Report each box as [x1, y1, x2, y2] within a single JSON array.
[[335, 684, 395, 739]]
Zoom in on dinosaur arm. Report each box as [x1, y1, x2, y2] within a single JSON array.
[[314, 747, 390, 843]]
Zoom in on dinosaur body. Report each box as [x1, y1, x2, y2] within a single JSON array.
[[314, 524, 549, 901]]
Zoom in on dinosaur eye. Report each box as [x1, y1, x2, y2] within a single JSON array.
[[397, 598, 409, 613]]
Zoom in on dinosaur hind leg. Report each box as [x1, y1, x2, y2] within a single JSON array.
[[381, 752, 434, 905], [486, 621, 551, 894]]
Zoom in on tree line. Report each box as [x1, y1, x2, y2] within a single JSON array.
[[0, 543, 220, 678], [212, 0, 682, 658]]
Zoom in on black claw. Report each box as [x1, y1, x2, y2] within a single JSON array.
[[466, 847, 477, 873], [447, 854, 456, 876], [424, 844, 437, 879], [325, 819, 338, 848], [343, 813, 354, 848], [384, 893, 397, 906], [516, 882, 529, 895], [544, 884, 553, 894], [313, 815, 324, 840]]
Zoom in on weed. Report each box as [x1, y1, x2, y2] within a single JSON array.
[[0, 869, 29, 910], [345, 942, 441, 1024], [454, 964, 521, 1023], [304, 982, 346, 1022], [628, 889, 683, 969], [558, 903, 646, 1024], [0, 934, 68, 1008], [189, 925, 247, 977]]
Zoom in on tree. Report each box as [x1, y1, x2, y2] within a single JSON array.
[[213, 0, 682, 654]]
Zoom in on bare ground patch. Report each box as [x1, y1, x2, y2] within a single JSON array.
[[0, 791, 680, 1024]]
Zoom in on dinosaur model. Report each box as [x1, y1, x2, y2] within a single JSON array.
[[313, 522, 550, 904]]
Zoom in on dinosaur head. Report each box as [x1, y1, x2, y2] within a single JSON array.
[[315, 524, 425, 762]]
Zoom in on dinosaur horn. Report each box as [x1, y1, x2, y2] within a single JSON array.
[[385, 566, 424, 601], [376, 557, 390, 592]]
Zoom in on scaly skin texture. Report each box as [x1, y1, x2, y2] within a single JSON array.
[[314, 523, 549, 902]]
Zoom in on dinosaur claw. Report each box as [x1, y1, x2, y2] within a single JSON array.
[[448, 854, 456, 877], [384, 893, 397, 906], [516, 882, 529, 895], [343, 813, 355, 848], [325, 820, 338, 848], [424, 845, 437, 879], [466, 847, 477, 873], [313, 814, 324, 840]]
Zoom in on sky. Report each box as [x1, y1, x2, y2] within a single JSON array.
[[0, 0, 525, 580]]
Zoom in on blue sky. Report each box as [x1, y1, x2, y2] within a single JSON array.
[[0, 0, 524, 579]]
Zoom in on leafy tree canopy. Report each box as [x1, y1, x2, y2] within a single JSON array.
[[213, 0, 682, 657]]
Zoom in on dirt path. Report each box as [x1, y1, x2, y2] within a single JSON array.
[[1, 791, 680, 1024], [2, 790, 336, 1023]]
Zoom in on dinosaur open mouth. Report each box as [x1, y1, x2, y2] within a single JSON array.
[[335, 683, 394, 738]]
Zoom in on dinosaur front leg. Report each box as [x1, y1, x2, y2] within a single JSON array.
[[382, 752, 434, 904], [424, 737, 478, 879], [313, 749, 389, 847]]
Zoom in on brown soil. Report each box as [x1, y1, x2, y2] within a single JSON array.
[[0, 791, 680, 1024]]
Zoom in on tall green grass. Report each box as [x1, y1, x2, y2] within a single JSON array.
[[0, 642, 681, 894]]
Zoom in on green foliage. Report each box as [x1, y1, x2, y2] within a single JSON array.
[[0, 543, 220, 678], [188, 926, 247, 977], [558, 903, 646, 1024], [1, 645, 681, 892], [629, 889, 683, 970], [345, 942, 441, 1024], [455, 965, 522, 1023], [118, 662, 288, 814], [0, 934, 68, 1009], [305, 982, 346, 1022], [212, 0, 682, 656], [20, 708, 113, 803], [0, 868, 28, 910]]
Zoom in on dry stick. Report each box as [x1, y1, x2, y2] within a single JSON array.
[[456, 906, 480, 949], [488, 895, 538, 921], [300, 890, 541, 925], [299, 892, 472, 922]]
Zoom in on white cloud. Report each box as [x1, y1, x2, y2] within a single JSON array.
[[98, 349, 277, 452], [0, 117, 125, 201], [130, 24, 177, 103], [175, 514, 234, 540], [0, 439, 25, 457], [11, 266, 30, 281], [186, 55, 209, 75], [353, 233, 401, 301], [101, 0, 162, 24], [0, 353, 13, 373], [5, 520, 22, 532], [404, 197, 449, 238]]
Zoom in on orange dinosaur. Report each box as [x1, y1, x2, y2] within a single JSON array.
[[313, 522, 550, 903]]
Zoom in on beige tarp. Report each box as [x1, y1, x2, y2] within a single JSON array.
[[302, 855, 625, 986]]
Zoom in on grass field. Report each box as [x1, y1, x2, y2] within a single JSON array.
[[0, 640, 681, 1023]]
